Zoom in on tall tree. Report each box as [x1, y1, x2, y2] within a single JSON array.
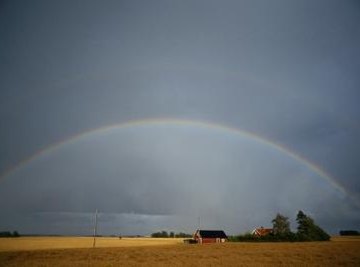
[[296, 210, 330, 241], [296, 210, 312, 237], [272, 213, 291, 236]]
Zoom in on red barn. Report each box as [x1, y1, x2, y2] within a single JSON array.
[[193, 230, 228, 244]]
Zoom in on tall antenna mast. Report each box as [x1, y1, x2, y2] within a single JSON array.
[[93, 209, 98, 248], [198, 216, 201, 230]]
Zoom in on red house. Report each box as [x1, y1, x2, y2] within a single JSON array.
[[252, 227, 273, 237], [193, 230, 228, 244]]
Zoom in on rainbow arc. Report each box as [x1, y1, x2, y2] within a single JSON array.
[[1, 117, 356, 206]]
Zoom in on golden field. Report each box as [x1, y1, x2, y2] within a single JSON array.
[[0, 237, 183, 252], [0, 236, 359, 266]]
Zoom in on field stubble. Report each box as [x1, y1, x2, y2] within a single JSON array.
[[0, 236, 359, 266]]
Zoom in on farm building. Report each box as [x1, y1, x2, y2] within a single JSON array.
[[193, 230, 228, 244], [252, 227, 273, 237]]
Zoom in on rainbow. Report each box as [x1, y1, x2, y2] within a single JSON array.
[[0, 117, 354, 203]]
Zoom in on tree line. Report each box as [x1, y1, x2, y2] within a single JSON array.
[[0, 231, 20, 238], [151, 231, 192, 238], [230, 210, 330, 242], [339, 230, 359, 236]]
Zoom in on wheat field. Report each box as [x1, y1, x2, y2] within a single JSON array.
[[0, 236, 359, 266], [0, 237, 183, 252]]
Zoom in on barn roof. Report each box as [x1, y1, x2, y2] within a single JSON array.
[[197, 230, 227, 239]]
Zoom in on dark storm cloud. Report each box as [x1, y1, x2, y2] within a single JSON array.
[[0, 0, 359, 235]]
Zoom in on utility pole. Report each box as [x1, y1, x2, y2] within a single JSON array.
[[93, 209, 98, 248]]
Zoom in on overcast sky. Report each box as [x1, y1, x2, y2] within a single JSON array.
[[0, 0, 359, 235]]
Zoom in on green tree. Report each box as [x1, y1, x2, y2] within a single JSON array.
[[296, 210, 314, 240], [161, 231, 168, 238], [272, 213, 291, 236], [296, 210, 330, 241]]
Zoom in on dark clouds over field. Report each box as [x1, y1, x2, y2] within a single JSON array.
[[0, 0, 359, 235]]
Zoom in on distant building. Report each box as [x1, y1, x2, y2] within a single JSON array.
[[193, 230, 227, 244], [252, 227, 273, 237]]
